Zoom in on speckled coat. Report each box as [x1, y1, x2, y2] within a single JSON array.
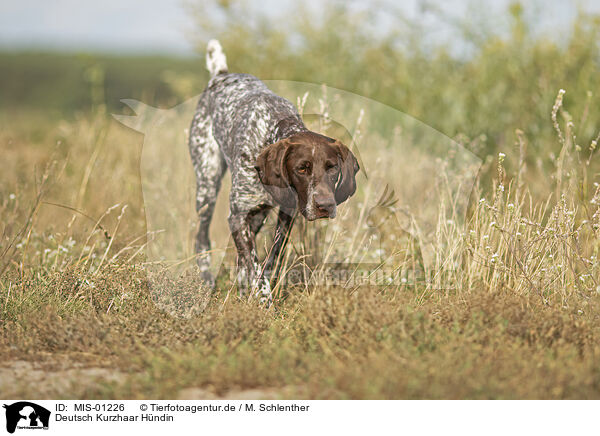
[[188, 41, 360, 303], [188, 42, 307, 301]]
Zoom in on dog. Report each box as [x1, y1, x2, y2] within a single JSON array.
[[188, 40, 360, 302]]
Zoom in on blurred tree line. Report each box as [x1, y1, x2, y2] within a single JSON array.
[[188, 0, 600, 161], [1, 0, 599, 162]]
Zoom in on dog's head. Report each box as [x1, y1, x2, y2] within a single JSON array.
[[255, 131, 359, 220]]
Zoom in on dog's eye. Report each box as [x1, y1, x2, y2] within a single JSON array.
[[326, 162, 338, 171], [296, 163, 310, 174]]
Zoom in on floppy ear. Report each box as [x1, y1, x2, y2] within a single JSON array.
[[255, 138, 297, 210], [333, 141, 360, 204]]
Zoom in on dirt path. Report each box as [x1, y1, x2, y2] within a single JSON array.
[[0, 358, 305, 399]]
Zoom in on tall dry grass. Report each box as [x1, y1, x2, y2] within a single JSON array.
[[1, 2, 600, 398]]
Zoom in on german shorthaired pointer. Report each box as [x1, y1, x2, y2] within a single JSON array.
[[188, 40, 360, 302]]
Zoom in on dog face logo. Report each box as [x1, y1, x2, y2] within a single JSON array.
[[3, 402, 50, 434]]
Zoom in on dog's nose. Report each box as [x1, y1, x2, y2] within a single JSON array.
[[314, 195, 336, 213]]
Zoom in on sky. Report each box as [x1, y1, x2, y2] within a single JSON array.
[[0, 0, 598, 57], [0, 0, 198, 55]]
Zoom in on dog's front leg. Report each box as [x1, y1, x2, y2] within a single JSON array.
[[265, 209, 295, 285], [229, 212, 272, 304]]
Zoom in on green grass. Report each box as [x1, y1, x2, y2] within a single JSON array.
[[0, 51, 204, 117]]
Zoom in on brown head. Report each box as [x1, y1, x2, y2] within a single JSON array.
[[255, 131, 359, 220]]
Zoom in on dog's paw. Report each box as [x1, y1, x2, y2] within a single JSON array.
[[253, 279, 273, 307], [199, 269, 216, 290], [258, 293, 273, 307]]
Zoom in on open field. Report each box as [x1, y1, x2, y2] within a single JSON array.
[[2, 3, 600, 399]]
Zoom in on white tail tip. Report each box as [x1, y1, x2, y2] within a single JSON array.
[[206, 39, 228, 77]]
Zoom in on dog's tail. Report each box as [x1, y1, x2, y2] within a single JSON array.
[[206, 39, 228, 77]]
